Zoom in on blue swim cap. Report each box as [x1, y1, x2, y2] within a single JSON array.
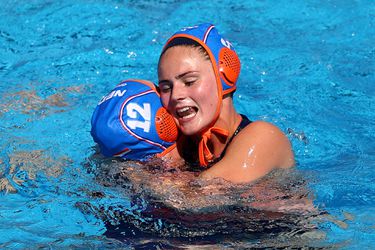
[[91, 79, 178, 160], [162, 23, 241, 96]]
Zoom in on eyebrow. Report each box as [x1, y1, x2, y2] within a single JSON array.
[[158, 71, 199, 85]]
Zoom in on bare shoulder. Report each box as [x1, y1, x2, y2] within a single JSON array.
[[231, 120, 295, 168], [240, 120, 289, 142], [200, 120, 295, 183]]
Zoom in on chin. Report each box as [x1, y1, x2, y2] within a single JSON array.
[[179, 125, 200, 136], [180, 128, 196, 136]]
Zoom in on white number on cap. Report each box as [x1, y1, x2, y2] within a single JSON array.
[[126, 102, 151, 132], [180, 25, 198, 31], [221, 38, 233, 49]]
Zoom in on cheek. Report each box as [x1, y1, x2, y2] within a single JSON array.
[[207, 95, 218, 112], [197, 79, 219, 106], [160, 93, 170, 108]]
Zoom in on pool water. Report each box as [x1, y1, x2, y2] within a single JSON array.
[[1, 0, 374, 248]]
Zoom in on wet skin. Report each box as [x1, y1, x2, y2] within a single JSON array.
[[158, 46, 219, 136], [158, 45, 295, 184]]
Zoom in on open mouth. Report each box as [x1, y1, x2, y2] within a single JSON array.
[[176, 106, 198, 119]]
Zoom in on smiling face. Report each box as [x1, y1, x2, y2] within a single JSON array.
[[158, 46, 219, 136]]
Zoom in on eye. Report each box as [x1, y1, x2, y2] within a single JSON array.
[[184, 77, 198, 86], [159, 83, 172, 93]]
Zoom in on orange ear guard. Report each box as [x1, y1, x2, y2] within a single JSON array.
[[219, 47, 241, 86], [155, 107, 178, 143]]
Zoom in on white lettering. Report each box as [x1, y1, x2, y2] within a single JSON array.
[[117, 82, 128, 88], [98, 89, 127, 105], [221, 38, 233, 49], [113, 90, 126, 97], [180, 25, 198, 32], [126, 102, 151, 132]]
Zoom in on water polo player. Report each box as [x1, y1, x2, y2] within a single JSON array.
[[158, 23, 295, 183], [91, 79, 179, 161]]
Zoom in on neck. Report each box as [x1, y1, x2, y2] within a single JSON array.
[[199, 96, 241, 158]]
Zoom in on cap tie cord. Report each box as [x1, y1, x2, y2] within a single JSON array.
[[198, 127, 229, 167]]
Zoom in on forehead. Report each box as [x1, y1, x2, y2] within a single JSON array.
[[159, 46, 211, 75], [161, 46, 206, 62]]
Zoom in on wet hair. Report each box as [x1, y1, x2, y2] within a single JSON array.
[[159, 37, 210, 61], [159, 37, 234, 98]]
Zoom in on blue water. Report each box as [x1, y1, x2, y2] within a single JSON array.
[[1, 0, 374, 248]]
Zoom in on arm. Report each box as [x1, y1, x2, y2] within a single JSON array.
[[200, 121, 295, 184]]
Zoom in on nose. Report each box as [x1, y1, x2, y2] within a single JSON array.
[[170, 83, 186, 102]]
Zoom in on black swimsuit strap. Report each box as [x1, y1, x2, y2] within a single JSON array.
[[218, 114, 252, 160], [184, 114, 252, 170]]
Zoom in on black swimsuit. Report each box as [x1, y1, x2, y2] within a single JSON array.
[[218, 114, 251, 160], [183, 114, 252, 169]]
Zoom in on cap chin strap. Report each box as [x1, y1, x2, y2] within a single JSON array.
[[197, 77, 227, 167], [198, 126, 229, 167]]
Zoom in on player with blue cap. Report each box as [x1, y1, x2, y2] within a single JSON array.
[[161, 23, 241, 97], [91, 79, 178, 160], [157, 23, 295, 183], [159, 23, 241, 167]]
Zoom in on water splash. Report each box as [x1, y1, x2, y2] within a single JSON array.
[[77, 157, 328, 248]]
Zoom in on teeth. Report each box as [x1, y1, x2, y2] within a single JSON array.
[[176, 107, 195, 118], [178, 107, 190, 113]]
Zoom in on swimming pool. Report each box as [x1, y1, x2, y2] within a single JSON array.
[[1, 0, 374, 248]]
